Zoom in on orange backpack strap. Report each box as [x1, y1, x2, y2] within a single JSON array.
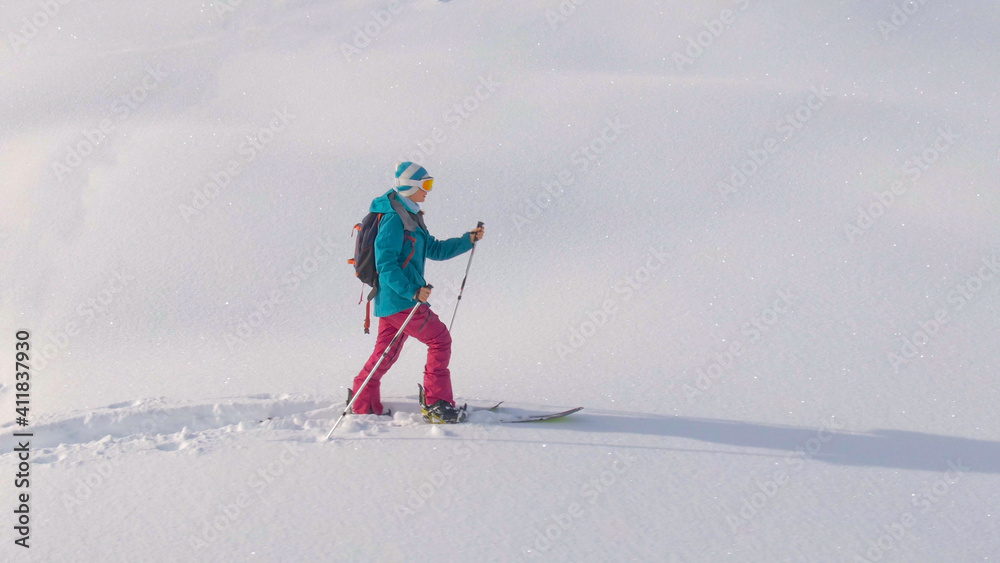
[[400, 233, 417, 269]]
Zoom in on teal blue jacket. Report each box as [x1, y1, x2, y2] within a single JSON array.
[[371, 190, 474, 317]]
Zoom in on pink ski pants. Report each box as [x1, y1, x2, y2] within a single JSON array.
[[351, 305, 454, 415]]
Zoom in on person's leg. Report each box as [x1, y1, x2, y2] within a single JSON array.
[[403, 307, 454, 406], [351, 311, 410, 414]]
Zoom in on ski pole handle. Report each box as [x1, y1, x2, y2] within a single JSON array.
[[470, 221, 484, 245], [416, 284, 434, 305]]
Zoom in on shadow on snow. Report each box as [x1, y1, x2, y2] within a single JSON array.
[[556, 411, 999, 474]]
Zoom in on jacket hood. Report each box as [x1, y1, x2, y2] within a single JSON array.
[[370, 189, 425, 232], [369, 189, 396, 214]]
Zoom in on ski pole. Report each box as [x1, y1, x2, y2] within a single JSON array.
[[448, 221, 484, 332], [326, 287, 432, 440]]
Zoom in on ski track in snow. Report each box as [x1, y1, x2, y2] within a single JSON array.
[[0, 395, 333, 463], [0, 396, 518, 464]]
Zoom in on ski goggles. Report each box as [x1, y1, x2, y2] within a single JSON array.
[[397, 177, 434, 192]]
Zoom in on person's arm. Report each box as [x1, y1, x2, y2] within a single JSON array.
[[375, 214, 421, 300], [426, 225, 484, 261]]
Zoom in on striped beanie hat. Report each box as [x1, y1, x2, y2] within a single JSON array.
[[394, 161, 430, 197]]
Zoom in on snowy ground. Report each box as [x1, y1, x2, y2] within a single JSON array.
[[2, 0, 1000, 561]]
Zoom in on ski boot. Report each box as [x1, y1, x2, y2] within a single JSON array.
[[418, 384, 467, 424]]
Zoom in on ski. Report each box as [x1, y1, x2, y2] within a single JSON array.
[[358, 386, 583, 426], [467, 401, 582, 422], [339, 402, 583, 427], [497, 407, 583, 423], [473, 401, 503, 412]]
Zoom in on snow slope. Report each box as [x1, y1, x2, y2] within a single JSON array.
[[2, 0, 1000, 561]]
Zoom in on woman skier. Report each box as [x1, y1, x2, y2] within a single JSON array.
[[349, 162, 485, 423]]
